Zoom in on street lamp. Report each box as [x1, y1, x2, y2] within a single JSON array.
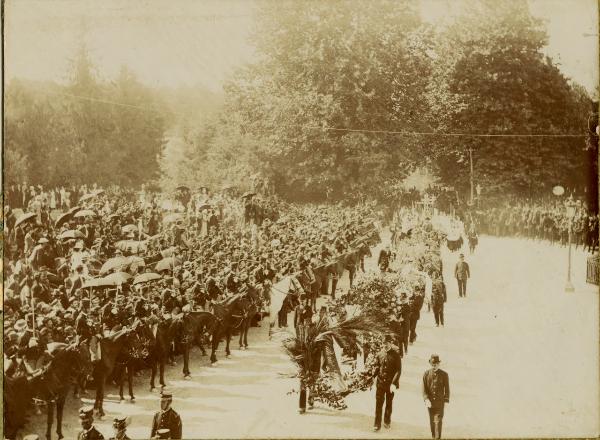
[[565, 195, 577, 292]]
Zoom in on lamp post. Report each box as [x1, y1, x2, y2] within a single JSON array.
[[565, 195, 576, 292]]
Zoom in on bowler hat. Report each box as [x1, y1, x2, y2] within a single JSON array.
[[429, 354, 441, 364]]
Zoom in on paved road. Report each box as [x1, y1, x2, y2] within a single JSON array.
[[24, 234, 599, 439]]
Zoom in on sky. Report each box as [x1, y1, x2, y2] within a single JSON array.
[[4, 0, 599, 95]]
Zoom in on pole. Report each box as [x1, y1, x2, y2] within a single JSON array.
[[565, 216, 575, 292], [469, 146, 474, 205]]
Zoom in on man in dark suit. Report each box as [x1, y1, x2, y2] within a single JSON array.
[[431, 279, 447, 327], [77, 406, 105, 440], [454, 254, 470, 297], [150, 392, 182, 439], [422, 354, 450, 439], [372, 334, 401, 432]]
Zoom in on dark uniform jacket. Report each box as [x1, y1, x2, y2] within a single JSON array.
[[422, 368, 450, 407], [377, 249, 391, 269], [431, 280, 447, 308], [77, 426, 105, 440], [151, 407, 182, 439], [374, 347, 401, 389], [454, 261, 470, 280]]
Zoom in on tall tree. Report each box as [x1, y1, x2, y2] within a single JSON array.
[[224, 0, 434, 201], [427, 0, 591, 200]]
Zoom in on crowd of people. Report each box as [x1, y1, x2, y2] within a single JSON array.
[[2, 183, 382, 439], [470, 199, 598, 252]]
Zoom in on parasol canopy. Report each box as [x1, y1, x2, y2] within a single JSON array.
[[74, 209, 97, 218], [121, 224, 138, 234], [59, 230, 85, 240], [55, 212, 73, 228], [176, 185, 190, 192], [68, 206, 83, 216], [198, 203, 212, 211], [155, 257, 182, 272], [102, 271, 132, 286], [241, 192, 256, 199], [15, 212, 37, 228], [100, 256, 131, 275], [79, 194, 97, 202], [133, 272, 162, 285]]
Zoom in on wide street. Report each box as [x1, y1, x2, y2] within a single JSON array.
[[26, 233, 598, 439]]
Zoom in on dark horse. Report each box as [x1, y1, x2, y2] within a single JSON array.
[[92, 326, 143, 417], [115, 324, 152, 401], [37, 342, 91, 440], [209, 293, 253, 364], [4, 373, 39, 440], [171, 311, 220, 377], [237, 285, 263, 350]]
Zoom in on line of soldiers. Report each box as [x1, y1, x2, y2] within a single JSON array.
[[473, 203, 598, 252]]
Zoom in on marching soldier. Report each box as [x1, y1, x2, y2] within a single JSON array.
[[431, 277, 447, 327], [150, 392, 182, 440], [77, 406, 105, 440], [372, 334, 401, 432], [454, 254, 470, 298], [422, 355, 450, 439]]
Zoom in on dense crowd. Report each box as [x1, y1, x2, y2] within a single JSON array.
[[471, 199, 598, 252], [2, 183, 382, 439]]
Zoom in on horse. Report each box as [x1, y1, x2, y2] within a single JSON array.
[[91, 326, 142, 417], [146, 319, 178, 391], [36, 342, 91, 440], [4, 373, 39, 440], [172, 311, 219, 378], [237, 285, 263, 350], [209, 293, 253, 364], [115, 324, 152, 401]]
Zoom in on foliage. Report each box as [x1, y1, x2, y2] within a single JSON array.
[[426, 0, 592, 199]]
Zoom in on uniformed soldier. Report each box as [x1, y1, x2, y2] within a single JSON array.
[[422, 354, 450, 439], [372, 334, 401, 432], [109, 416, 131, 440], [77, 406, 105, 440], [431, 278, 447, 327], [150, 392, 182, 439], [454, 254, 470, 298]]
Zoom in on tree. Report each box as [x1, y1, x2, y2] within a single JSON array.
[[427, 0, 591, 200], [223, 0, 434, 201]]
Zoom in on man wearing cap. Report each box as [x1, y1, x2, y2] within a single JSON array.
[[422, 355, 450, 439], [109, 416, 131, 440], [431, 277, 447, 327], [150, 392, 182, 439], [78, 406, 105, 440], [372, 334, 401, 432], [454, 254, 470, 298]]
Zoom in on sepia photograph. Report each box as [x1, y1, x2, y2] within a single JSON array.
[[2, 0, 599, 439]]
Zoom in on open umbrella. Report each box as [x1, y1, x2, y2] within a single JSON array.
[[127, 255, 146, 272], [198, 204, 212, 211], [15, 213, 37, 228], [163, 213, 184, 224], [68, 206, 83, 216], [74, 209, 97, 218], [133, 272, 162, 285], [55, 212, 73, 228], [59, 230, 85, 240], [155, 257, 182, 272], [93, 189, 105, 196], [160, 247, 177, 258], [102, 271, 132, 286], [121, 224, 138, 234], [79, 194, 97, 202], [83, 277, 110, 288], [100, 256, 131, 275], [241, 191, 256, 199], [176, 185, 190, 192], [106, 213, 120, 221], [115, 240, 148, 254]]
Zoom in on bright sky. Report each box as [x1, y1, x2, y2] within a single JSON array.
[[4, 0, 599, 95]]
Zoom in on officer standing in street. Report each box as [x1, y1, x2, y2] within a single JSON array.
[[150, 392, 182, 439], [372, 334, 401, 432], [109, 416, 131, 440], [454, 254, 470, 298], [422, 355, 450, 439], [77, 406, 105, 440]]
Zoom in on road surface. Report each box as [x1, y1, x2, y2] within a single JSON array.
[[23, 233, 599, 439]]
